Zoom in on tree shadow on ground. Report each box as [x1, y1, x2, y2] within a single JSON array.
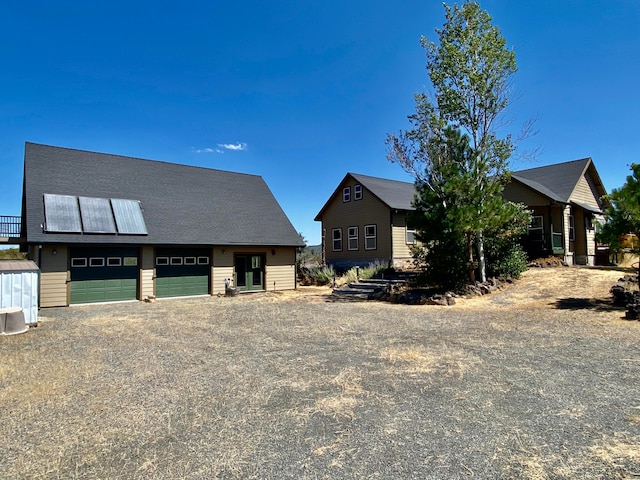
[[553, 297, 622, 312]]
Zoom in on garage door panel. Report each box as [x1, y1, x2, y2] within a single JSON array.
[[70, 248, 139, 304], [71, 278, 137, 304], [155, 248, 210, 298], [156, 275, 208, 298]]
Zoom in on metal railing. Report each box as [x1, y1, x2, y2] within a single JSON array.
[[0, 216, 22, 237]]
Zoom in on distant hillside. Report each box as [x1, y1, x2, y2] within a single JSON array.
[[0, 247, 26, 259], [304, 244, 321, 255]]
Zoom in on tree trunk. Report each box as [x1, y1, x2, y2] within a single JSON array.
[[466, 231, 476, 284], [477, 231, 487, 283]]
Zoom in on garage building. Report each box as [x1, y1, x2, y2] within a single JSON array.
[[18, 143, 304, 307]]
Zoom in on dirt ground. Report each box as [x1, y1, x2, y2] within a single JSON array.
[[1, 266, 640, 479]]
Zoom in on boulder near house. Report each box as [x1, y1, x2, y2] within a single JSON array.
[[2, 143, 304, 307], [315, 158, 607, 269]]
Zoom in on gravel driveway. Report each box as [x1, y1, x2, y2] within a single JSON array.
[[1, 266, 639, 479]]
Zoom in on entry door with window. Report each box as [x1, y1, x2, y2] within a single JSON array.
[[234, 254, 265, 291]]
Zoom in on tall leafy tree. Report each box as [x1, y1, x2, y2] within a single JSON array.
[[387, 1, 521, 283], [598, 163, 640, 278]]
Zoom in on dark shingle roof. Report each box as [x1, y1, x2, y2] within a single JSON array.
[[348, 173, 416, 210], [314, 173, 416, 220], [22, 143, 304, 246], [511, 158, 594, 202]]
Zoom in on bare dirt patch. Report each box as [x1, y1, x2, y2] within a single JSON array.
[[1, 266, 639, 479]]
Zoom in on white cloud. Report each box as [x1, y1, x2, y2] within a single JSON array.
[[192, 147, 224, 154], [217, 142, 247, 151]]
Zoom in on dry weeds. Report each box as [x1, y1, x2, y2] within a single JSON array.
[[1, 266, 639, 479]]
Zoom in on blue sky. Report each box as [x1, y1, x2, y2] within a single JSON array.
[[1, 1, 638, 245]]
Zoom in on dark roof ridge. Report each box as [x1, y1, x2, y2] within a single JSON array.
[[348, 172, 415, 186], [24, 141, 262, 180], [513, 157, 591, 175]]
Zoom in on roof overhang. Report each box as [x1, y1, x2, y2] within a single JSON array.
[[571, 201, 603, 215]]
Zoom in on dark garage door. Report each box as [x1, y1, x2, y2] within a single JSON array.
[[70, 247, 139, 304], [155, 248, 210, 298]]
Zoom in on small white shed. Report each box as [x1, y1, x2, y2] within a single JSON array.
[[0, 260, 39, 326]]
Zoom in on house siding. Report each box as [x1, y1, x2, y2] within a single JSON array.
[[391, 212, 413, 268], [571, 173, 602, 209], [212, 247, 236, 294], [569, 173, 602, 265], [503, 183, 551, 206], [265, 247, 297, 291], [321, 179, 394, 269], [140, 246, 154, 299], [563, 205, 574, 265], [40, 245, 69, 307], [212, 246, 297, 293]]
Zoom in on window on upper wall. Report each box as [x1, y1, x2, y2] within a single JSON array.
[[348, 226, 358, 250], [354, 184, 362, 200], [406, 217, 417, 244], [332, 228, 343, 251], [365, 224, 377, 250], [343, 187, 351, 202], [569, 215, 575, 241]]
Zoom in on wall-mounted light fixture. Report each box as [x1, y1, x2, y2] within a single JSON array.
[[52, 249, 57, 255]]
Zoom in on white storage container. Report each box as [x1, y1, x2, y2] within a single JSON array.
[[0, 260, 39, 326]]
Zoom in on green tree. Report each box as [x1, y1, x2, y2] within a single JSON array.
[[387, 1, 523, 284], [598, 163, 640, 277]]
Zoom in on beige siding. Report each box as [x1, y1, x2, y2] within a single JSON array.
[[212, 247, 234, 294], [266, 247, 296, 290], [391, 212, 413, 268], [503, 182, 551, 206], [140, 246, 154, 299], [570, 173, 601, 209], [321, 178, 394, 267], [212, 246, 297, 293], [40, 245, 69, 307], [562, 205, 574, 265]]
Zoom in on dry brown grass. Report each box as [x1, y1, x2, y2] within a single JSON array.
[[1, 266, 640, 479]]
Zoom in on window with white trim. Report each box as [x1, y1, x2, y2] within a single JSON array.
[[123, 257, 138, 266], [170, 257, 183, 265], [71, 258, 87, 268], [406, 217, 417, 244], [197, 256, 209, 265], [184, 257, 197, 265], [354, 184, 362, 200], [107, 257, 122, 267], [332, 228, 343, 251], [568, 215, 575, 241], [365, 224, 377, 250], [156, 257, 169, 266], [343, 187, 351, 202], [89, 257, 105, 267], [348, 226, 358, 250]]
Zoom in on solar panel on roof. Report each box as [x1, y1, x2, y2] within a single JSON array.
[[43, 194, 82, 233], [78, 196, 117, 233], [111, 198, 148, 235]]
